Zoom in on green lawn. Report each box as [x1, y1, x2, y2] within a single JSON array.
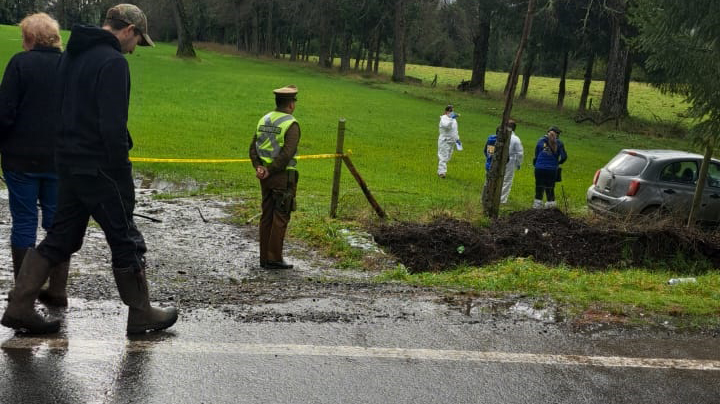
[[1, 25, 717, 327]]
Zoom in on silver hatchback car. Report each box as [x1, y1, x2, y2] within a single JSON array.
[[586, 149, 720, 222]]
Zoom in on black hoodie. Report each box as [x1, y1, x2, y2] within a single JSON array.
[[0, 46, 62, 172], [56, 24, 133, 169]]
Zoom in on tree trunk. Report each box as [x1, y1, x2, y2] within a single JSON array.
[[173, 0, 196, 58], [318, 34, 330, 67], [318, 13, 333, 68], [578, 53, 594, 113], [328, 35, 336, 68], [264, 0, 273, 55], [235, 19, 241, 51], [483, 0, 536, 219], [340, 32, 352, 71], [56, 0, 65, 29], [469, 10, 491, 92], [557, 51, 569, 109], [368, 29, 379, 73], [392, 0, 406, 82], [600, 3, 630, 119], [622, 59, 632, 117], [300, 38, 306, 61], [354, 40, 364, 70], [519, 49, 535, 99], [688, 143, 713, 228], [251, 7, 259, 55], [373, 32, 381, 74], [290, 32, 298, 61]]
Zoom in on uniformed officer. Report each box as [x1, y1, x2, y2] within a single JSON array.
[[249, 85, 300, 269]]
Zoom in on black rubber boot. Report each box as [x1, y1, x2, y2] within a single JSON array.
[[1, 249, 61, 334], [7, 246, 28, 301], [264, 260, 294, 269], [38, 260, 70, 307], [10, 246, 28, 279], [113, 266, 178, 334]]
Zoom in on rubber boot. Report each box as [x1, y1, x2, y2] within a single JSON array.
[[113, 266, 178, 334], [7, 246, 28, 301], [11, 246, 28, 279], [1, 249, 61, 334], [38, 260, 70, 307]]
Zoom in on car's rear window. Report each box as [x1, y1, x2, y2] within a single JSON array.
[[605, 152, 647, 176]]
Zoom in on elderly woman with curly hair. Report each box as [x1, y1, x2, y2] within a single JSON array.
[[0, 13, 69, 307]]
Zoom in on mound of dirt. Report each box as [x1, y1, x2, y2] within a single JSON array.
[[371, 209, 720, 273]]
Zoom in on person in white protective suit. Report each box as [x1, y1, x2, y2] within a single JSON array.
[[437, 105, 459, 178], [501, 119, 524, 203]]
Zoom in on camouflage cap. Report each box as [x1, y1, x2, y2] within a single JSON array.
[[273, 85, 298, 100], [106, 4, 153, 47]]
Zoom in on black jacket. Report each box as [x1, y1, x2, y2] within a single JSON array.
[[0, 46, 62, 172], [56, 25, 133, 169]]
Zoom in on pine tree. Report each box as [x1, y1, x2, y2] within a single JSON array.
[[632, 0, 720, 226]]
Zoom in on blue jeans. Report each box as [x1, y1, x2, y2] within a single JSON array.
[[3, 170, 59, 248]]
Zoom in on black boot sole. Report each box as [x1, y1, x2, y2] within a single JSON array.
[[264, 261, 294, 269], [126, 310, 179, 334], [1, 314, 61, 334]]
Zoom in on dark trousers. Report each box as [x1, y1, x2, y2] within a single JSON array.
[[534, 168, 557, 201], [37, 165, 147, 269], [259, 171, 297, 263]]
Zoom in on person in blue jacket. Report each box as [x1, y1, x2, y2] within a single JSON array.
[[533, 126, 567, 208]]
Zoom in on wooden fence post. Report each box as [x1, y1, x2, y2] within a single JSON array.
[[329, 118, 346, 218], [342, 155, 386, 219]]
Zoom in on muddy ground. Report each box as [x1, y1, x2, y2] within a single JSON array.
[[0, 181, 520, 328], [371, 209, 720, 273], [0, 180, 718, 333]]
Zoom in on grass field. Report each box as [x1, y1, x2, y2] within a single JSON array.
[[1, 26, 717, 327]]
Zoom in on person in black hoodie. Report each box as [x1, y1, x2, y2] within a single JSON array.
[[1, 4, 178, 335], [0, 13, 70, 307]]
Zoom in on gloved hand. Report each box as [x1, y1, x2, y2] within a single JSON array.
[[450, 112, 458, 119]]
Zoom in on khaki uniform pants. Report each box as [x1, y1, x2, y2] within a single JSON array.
[[259, 171, 297, 262]]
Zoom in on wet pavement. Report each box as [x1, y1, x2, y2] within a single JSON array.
[[1, 186, 720, 403]]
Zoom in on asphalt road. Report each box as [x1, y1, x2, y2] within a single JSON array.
[[1, 295, 719, 404]]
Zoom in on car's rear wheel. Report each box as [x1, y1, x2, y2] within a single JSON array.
[[640, 205, 679, 226], [640, 205, 662, 217]]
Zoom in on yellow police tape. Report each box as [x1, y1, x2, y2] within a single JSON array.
[[130, 152, 350, 164]]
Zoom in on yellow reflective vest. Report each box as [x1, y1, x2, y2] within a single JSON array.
[[254, 111, 298, 171]]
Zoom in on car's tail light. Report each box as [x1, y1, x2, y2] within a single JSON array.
[[593, 169, 601, 185], [627, 180, 640, 196]]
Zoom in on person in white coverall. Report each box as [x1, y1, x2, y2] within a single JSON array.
[[501, 119, 524, 203], [437, 105, 459, 178]]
